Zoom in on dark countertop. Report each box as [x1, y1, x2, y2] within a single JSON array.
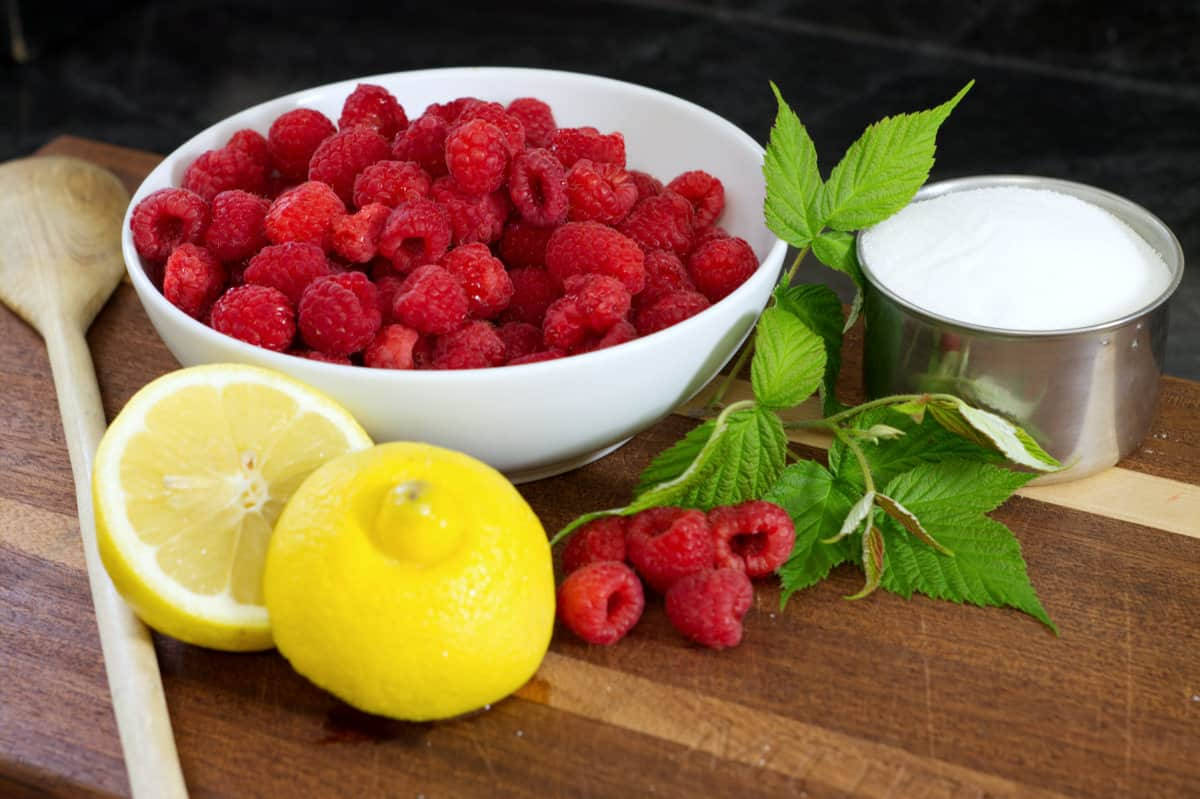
[[4, 0, 1198, 378]]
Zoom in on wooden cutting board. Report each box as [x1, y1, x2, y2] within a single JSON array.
[[2, 136, 1198, 799]]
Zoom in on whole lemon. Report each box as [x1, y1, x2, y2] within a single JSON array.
[[262, 441, 555, 720]]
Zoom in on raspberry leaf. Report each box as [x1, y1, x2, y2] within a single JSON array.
[[928, 398, 1060, 471], [822, 490, 875, 544], [763, 82, 823, 248], [773, 283, 844, 415], [819, 81, 973, 232], [845, 525, 885, 601], [634, 418, 715, 496], [751, 304, 826, 410], [809, 230, 866, 331], [874, 493, 952, 556]]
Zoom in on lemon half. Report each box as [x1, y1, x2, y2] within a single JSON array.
[[93, 364, 372, 651]]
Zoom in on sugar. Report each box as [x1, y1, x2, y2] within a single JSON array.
[[859, 186, 1172, 331]]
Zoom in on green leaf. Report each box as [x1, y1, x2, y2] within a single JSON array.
[[763, 82, 823, 248], [819, 81, 973, 231], [634, 419, 715, 496], [810, 230, 867, 331], [773, 283, 844, 415], [874, 493, 952, 556], [822, 490, 874, 544], [767, 461, 861, 602], [750, 304, 827, 410], [846, 525, 885, 600], [929, 398, 1061, 471]]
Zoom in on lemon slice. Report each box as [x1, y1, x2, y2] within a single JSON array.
[[93, 364, 372, 651]]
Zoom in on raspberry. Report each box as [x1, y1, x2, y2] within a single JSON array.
[[708, 501, 796, 578], [440, 243, 513, 319], [687, 236, 758, 302], [691, 224, 730, 251], [338, 83, 408, 140], [575, 319, 638, 354], [550, 126, 625, 169], [297, 272, 381, 357], [269, 108, 336, 180], [636, 249, 694, 310], [373, 274, 405, 322], [667, 170, 725, 229], [352, 160, 431, 208], [634, 290, 710, 336], [496, 321, 542, 362], [498, 221, 554, 270], [455, 100, 526, 156], [561, 516, 627, 575], [502, 267, 561, 326], [163, 243, 225, 318], [392, 264, 469, 335], [182, 145, 267, 201], [430, 177, 508, 245], [619, 191, 695, 258], [443, 119, 509, 196], [392, 113, 449, 177], [628, 170, 664, 202], [664, 568, 753, 650], [130, 188, 209, 261], [378, 199, 452, 271], [545, 221, 645, 294], [423, 97, 477, 123], [562, 273, 630, 332], [541, 296, 589, 352], [209, 284, 295, 351], [509, 349, 565, 365], [566, 159, 637, 224], [243, 241, 331, 305], [508, 148, 568, 227], [412, 333, 436, 368], [556, 561, 644, 646], [431, 320, 506, 370], [308, 127, 392, 204], [264, 181, 346, 250], [203, 190, 269, 262], [625, 507, 713, 593], [227, 129, 270, 177], [290, 348, 352, 365], [363, 323, 420, 369], [506, 97, 556, 148], [330, 203, 390, 264], [265, 174, 301, 200]]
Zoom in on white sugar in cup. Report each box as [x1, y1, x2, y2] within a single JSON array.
[[857, 175, 1184, 483]]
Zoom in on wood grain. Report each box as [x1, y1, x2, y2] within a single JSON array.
[[1, 136, 1198, 798]]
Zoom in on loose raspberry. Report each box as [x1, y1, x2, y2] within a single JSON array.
[[444, 119, 509, 196], [545, 221, 645, 294], [352, 160, 431, 208], [392, 113, 449, 177], [297, 272, 381, 357], [130, 188, 209, 261], [203, 190, 269, 262], [508, 349, 565, 365], [330, 203, 390, 264], [209, 284, 295, 351], [289, 348, 352, 365], [496, 321, 542, 362], [566, 159, 637, 224], [687, 236, 758, 302], [308, 127, 392, 204], [562, 273, 631, 333], [502, 267, 561, 326], [430, 177, 508, 245], [619, 191, 695, 258], [708, 501, 796, 577], [575, 319, 638, 354], [374, 274, 405, 322], [455, 100, 526, 156], [163, 244, 225, 318], [182, 146, 267, 201], [625, 507, 714, 593], [338, 83, 408, 140], [264, 181, 346, 249], [392, 264, 469, 335], [269, 108, 336, 180], [556, 561, 645, 646], [667, 170, 725, 229], [498, 221, 554, 270], [508, 148, 568, 227], [431, 320, 505, 370], [562, 516, 627, 575], [628, 170, 664, 202], [378, 199, 452, 271], [634, 290, 710, 336], [550, 126, 625, 169], [636, 249, 695, 310], [506, 97, 556, 148], [243, 241, 332, 305], [363, 323, 420, 369], [440, 243, 513, 319], [664, 568, 753, 650]]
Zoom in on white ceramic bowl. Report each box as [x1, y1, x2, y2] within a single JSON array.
[[122, 67, 787, 482]]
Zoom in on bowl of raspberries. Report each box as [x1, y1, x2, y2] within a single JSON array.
[[122, 67, 787, 481]]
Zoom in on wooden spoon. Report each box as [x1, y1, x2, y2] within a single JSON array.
[[0, 156, 187, 798]]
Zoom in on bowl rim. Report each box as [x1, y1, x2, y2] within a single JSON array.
[[121, 65, 789, 382], [854, 173, 1186, 339]]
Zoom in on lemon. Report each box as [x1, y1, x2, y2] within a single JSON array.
[[92, 364, 372, 651], [262, 441, 555, 721]]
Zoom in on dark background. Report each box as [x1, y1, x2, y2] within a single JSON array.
[[4, 0, 1197, 378]]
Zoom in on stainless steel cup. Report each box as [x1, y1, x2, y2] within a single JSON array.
[[858, 175, 1185, 483]]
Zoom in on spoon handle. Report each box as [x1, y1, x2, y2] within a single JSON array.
[[43, 317, 188, 799]]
